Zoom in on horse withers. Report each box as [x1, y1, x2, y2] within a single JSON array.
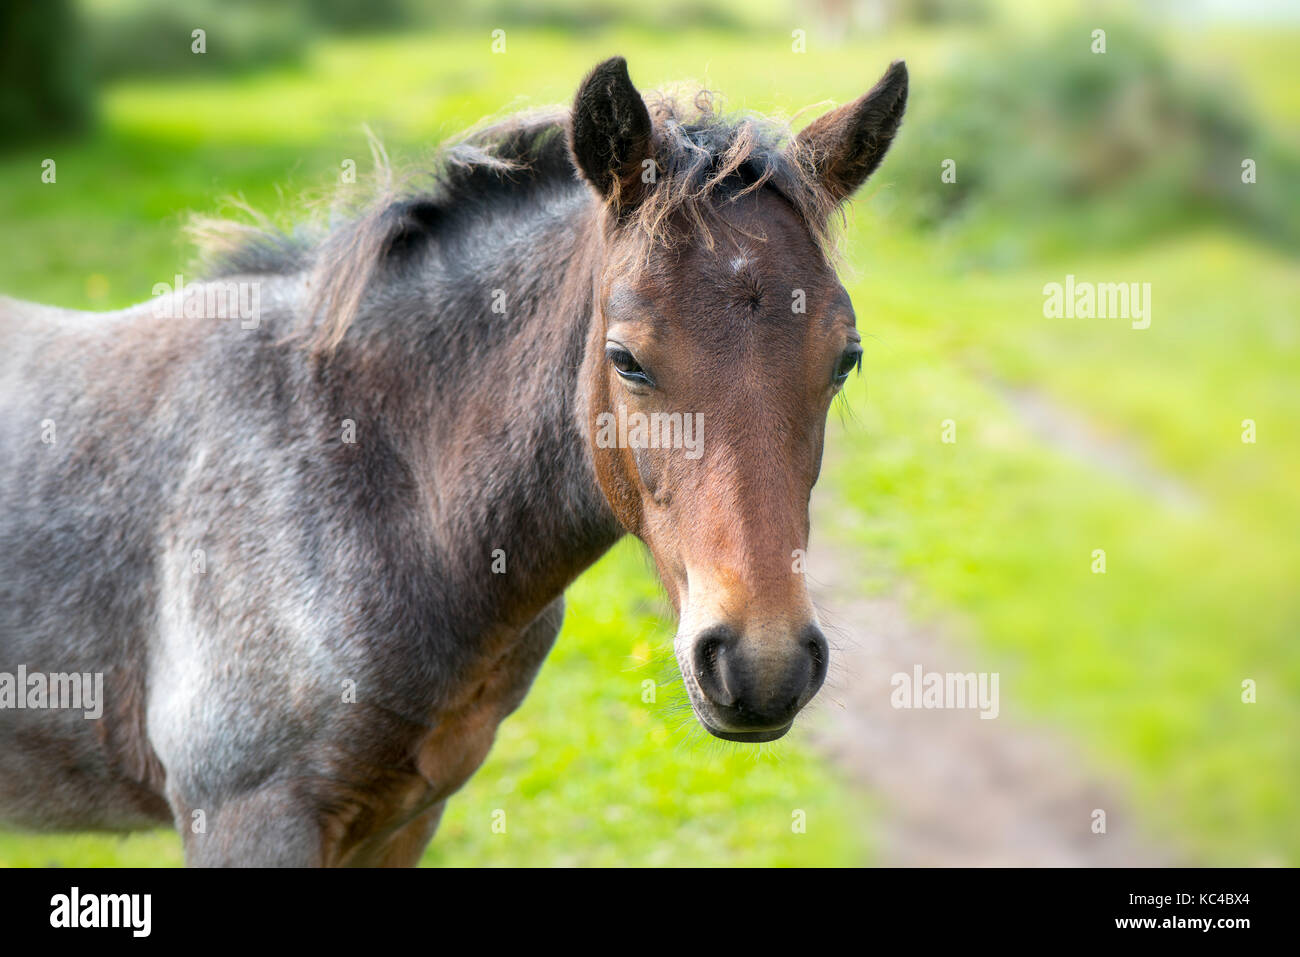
[[0, 57, 907, 865]]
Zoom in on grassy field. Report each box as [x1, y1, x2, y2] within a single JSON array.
[[1, 21, 1296, 866], [826, 217, 1300, 865]]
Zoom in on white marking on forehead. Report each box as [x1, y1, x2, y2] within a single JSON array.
[[729, 255, 752, 274]]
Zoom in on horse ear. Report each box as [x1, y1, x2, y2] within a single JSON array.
[[795, 60, 908, 203], [569, 56, 654, 207]]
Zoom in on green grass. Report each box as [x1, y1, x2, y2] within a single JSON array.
[[1, 20, 1297, 866], [824, 210, 1300, 865]]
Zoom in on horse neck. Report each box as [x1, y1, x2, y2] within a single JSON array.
[[322, 190, 623, 632]]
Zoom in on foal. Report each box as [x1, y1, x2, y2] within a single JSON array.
[[0, 57, 906, 865]]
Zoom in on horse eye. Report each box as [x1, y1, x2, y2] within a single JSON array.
[[606, 346, 652, 386], [833, 347, 862, 385]]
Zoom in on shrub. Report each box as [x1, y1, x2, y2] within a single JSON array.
[[0, 0, 95, 146], [887, 21, 1300, 263]]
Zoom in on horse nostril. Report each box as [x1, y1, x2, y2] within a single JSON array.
[[805, 626, 829, 693], [807, 637, 824, 664], [691, 625, 738, 707], [690, 623, 827, 728]]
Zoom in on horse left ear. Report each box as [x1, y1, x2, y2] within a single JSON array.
[[569, 56, 654, 208], [795, 60, 908, 203]]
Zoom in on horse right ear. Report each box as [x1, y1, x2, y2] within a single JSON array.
[[569, 56, 654, 208], [795, 60, 908, 203]]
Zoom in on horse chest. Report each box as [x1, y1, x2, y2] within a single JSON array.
[[327, 606, 564, 864], [412, 668, 520, 799], [413, 598, 565, 798]]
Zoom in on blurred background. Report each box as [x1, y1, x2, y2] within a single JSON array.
[[0, 0, 1296, 866]]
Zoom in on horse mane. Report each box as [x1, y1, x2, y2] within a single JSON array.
[[192, 86, 840, 356]]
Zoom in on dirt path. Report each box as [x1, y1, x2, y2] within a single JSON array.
[[988, 379, 1203, 515], [803, 400, 1178, 866]]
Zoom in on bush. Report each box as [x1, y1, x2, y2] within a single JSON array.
[[887, 21, 1300, 263], [89, 0, 312, 81], [0, 0, 95, 146]]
